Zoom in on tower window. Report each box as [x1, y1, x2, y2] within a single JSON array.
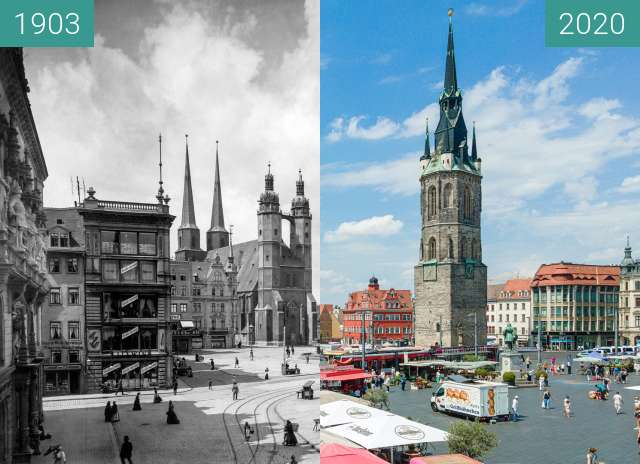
[[427, 186, 436, 218], [443, 183, 452, 208], [428, 237, 437, 260], [463, 186, 472, 220]]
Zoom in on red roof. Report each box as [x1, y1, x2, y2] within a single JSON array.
[[345, 286, 412, 311], [531, 263, 619, 287], [496, 278, 532, 300], [320, 304, 334, 314]]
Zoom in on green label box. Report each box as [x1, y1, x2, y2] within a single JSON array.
[[546, 0, 640, 47], [0, 0, 93, 47]]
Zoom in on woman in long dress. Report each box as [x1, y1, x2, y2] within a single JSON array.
[[283, 420, 297, 446], [153, 387, 162, 403], [132, 393, 142, 411], [166, 400, 180, 424], [111, 402, 119, 422], [104, 401, 112, 422]]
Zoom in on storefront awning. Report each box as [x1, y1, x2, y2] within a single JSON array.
[[321, 372, 372, 382], [180, 320, 195, 328]]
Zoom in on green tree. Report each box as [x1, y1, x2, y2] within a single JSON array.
[[447, 421, 497, 460], [363, 389, 390, 410]]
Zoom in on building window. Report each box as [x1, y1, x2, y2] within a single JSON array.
[[636, 297, 640, 308], [50, 288, 61, 305], [194, 303, 201, 313], [193, 274, 199, 282], [521, 314, 525, 322], [180, 286, 186, 296], [50, 233, 59, 247], [180, 274, 186, 281], [67, 257, 79, 273], [521, 303, 525, 310], [140, 261, 156, 282], [50, 322, 62, 339], [192, 287, 201, 296], [49, 258, 60, 273], [427, 237, 437, 260], [68, 322, 80, 340], [69, 351, 80, 363], [171, 286, 176, 296], [180, 303, 187, 313], [139, 233, 157, 255], [427, 185, 436, 218], [68, 288, 80, 305], [51, 350, 62, 364], [635, 314, 640, 327], [59, 234, 69, 247], [171, 304, 177, 313], [636, 281, 640, 291], [463, 186, 472, 219]]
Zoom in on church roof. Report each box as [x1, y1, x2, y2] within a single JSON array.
[[179, 137, 198, 229], [208, 141, 226, 233], [207, 240, 258, 293]]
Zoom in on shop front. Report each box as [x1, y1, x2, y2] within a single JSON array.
[[44, 364, 82, 395], [101, 356, 165, 390], [171, 321, 203, 354]]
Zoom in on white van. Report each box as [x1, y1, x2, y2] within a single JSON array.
[[430, 379, 510, 421]]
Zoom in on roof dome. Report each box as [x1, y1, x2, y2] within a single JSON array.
[[369, 275, 378, 285]]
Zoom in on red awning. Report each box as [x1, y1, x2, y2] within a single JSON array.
[[321, 444, 387, 464], [321, 372, 372, 382]]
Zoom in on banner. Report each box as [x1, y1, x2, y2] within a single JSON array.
[[121, 362, 140, 375], [121, 294, 138, 308], [121, 262, 138, 274], [122, 326, 139, 339], [141, 362, 158, 374], [103, 363, 121, 376]]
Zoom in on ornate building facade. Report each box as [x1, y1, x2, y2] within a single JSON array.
[[414, 14, 487, 347], [619, 239, 640, 346], [171, 141, 317, 347], [0, 48, 51, 462]]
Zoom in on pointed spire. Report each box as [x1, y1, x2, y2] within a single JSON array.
[[180, 134, 198, 228], [209, 140, 227, 232], [229, 224, 234, 258], [622, 234, 634, 266], [420, 118, 431, 160], [265, 162, 274, 191], [444, 8, 458, 95], [471, 122, 478, 161], [296, 169, 305, 196]]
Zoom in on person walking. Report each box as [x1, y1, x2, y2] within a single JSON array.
[[153, 388, 162, 403], [49, 445, 67, 464], [511, 395, 519, 422], [264, 367, 269, 380], [283, 420, 298, 446], [116, 379, 125, 396], [244, 421, 252, 441], [111, 401, 120, 422], [132, 393, 141, 411], [119, 436, 133, 464], [232, 381, 239, 400], [542, 389, 551, 409], [539, 374, 545, 391], [634, 396, 640, 428], [563, 395, 571, 417], [401, 375, 406, 391], [613, 391, 624, 415], [525, 356, 531, 370], [173, 380, 178, 396], [249, 348, 254, 361], [305, 353, 310, 364], [166, 401, 180, 424], [235, 357, 239, 368], [208, 379, 213, 390], [586, 447, 598, 464], [291, 346, 295, 355], [105, 401, 112, 422], [567, 360, 572, 375], [289, 455, 298, 464], [210, 358, 215, 370], [636, 426, 640, 454], [286, 347, 291, 358]]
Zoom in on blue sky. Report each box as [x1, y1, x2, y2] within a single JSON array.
[[320, 0, 640, 305]]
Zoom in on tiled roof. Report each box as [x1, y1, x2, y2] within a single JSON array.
[[532, 263, 620, 287], [207, 240, 259, 293], [44, 207, 84, 248], [345, 287, 412, 310], [487, 284, 503, 301], [320, 304, 334, 314]]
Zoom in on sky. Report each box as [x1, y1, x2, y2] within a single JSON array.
[[321, 0, 640, 305], [24, 0, 320, 294]]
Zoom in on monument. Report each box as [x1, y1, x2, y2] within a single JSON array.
[[500, 323, 523, 374]]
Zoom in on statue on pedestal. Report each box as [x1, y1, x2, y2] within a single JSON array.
[[503, 323, 518, 351]]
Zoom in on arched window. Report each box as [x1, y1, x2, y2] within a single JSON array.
[[427, 186, 436, 218], [460, 239, 465, 260], [428, 237, 437, 260], [443, 183, 452, 208], [448, 237, 454, 259], [463, 186, 472, 220]]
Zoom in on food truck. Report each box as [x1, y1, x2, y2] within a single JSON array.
[[430, 378, 510, 420]]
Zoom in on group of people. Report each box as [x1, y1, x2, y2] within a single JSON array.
[[104, 390, 179, 425]]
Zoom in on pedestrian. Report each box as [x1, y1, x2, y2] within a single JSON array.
[[283, 420, 298, 446], [306, 353, 310, 364], [511, 395, 519, 422], [116, 379, 125, 396], [166, 400, 180, 424], [613, 391, 624, 415], [291, 346, 295, 355], [153, 387, 162, 403], [173, 380, 178, 396], [286, 347, 291, 358], [538, 374, 545, 391], [119, 435, 133, 464], [586, 447, 598, 464], [634, 396, 640, 428], [105, 401, 112, 422], [250, 348, 254, 361], [210, 358, 215, 370], [244, 421, 252, 440], [525, 356, 531, 370], [235, 357, 239, 368], [132, 393, 141, 411], [264, 367, 269, 380], [289, 455, 298, 464], [560, 363, 565, 375], [637, 427, 640, 454], [542, 389, 551, 409], [46, 445, 67, 464], [232, 381, 239, 400], [622, 368, 628, 384], [401, 376, 406, 391], [563, 395, 571, 417], [208, 379, 213, 390], [567, 360, 572, 375], [604, 376, 610, 392], [111, 401, 120, 422]]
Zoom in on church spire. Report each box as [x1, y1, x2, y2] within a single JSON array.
[[296, 169, 304, 196], [206, 140, 230, 251], [444, 8, 458, 96], [622, 235, 634, 267], [180, 134, 197, 228], [471, 121, 478, 161], [420, 118, 431, 161]]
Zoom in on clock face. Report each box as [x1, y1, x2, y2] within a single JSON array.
[[465, 262, 474, 279], [423, 264, 437, 281]]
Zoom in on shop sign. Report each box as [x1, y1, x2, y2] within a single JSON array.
[[141, 361, 158, 374], [121, 294, 139, 307], [108, 350, 163, 357], [103, 363, 121, 375], [121, 262, 138, 274], [122, 326, 139, 339], [44, 364, 82, 371], [121, 362, 140, 375], [170, 315, 180, 320]]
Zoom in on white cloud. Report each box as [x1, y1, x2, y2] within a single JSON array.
[[619, 175, 640, 193], [431, 80, 444, 90], [579, 98, 622, 120], [326, 116, 400, 142], [465, 0, 528, 17], [370, 53, 392, 65], [324, 215, 403, 243], [28, 0, 320, 293]]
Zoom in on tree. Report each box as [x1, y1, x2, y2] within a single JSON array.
[[363, 389, 390, 410], [447, 421, 497, 460]]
